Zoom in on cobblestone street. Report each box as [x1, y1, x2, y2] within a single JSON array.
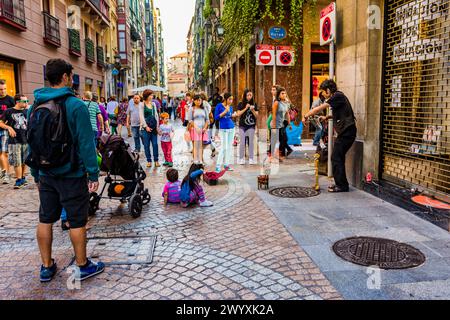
[[0, 126, 341, 300]]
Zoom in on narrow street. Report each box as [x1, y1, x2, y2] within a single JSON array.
[[1, 121, 449, 300]]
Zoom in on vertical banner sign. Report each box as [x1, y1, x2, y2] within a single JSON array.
[[276, 46, 295, 66], [256, 44, 275, 66], [320, 2, 336, 46]]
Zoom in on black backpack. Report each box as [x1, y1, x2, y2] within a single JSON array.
[[26, 97, 76, 170]]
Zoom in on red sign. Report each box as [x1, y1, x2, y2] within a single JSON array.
[[320, 2, 335, 18], [256, 44, 275, 50], [279, 52, 292, 65], [322, 17, 332, 42], [259, 51, 272, 64]]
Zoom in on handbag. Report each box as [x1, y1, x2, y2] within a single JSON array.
[[184, 130, 192, 142]]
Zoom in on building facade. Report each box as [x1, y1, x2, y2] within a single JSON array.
[[167, 52, 188, 97], [0, 0, 166, 102]]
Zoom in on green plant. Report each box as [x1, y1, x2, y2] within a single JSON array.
[[203, 45, 216, 75], [221, 0, 317, 54], [203, 0, 213, 19]]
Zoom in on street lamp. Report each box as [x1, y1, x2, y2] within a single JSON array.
[[216, 23, 224, 38]]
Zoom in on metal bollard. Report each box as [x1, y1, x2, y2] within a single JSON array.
[[314, 153, 321, 192]]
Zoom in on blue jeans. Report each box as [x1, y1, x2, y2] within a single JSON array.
[[131, 126, 142, 152], [141, 129, 159, 162], [313, 128, 322, 146]]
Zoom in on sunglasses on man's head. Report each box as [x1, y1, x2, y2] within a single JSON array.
[[19, 100, 29, 103]]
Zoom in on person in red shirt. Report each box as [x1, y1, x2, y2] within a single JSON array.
[[178, 92, 192, 124]]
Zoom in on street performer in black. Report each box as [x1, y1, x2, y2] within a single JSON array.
[[303, 79, 357, 193]]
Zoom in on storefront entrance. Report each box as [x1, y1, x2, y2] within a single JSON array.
[[0, 58, 18, 96], [382, 0, 450, 199]]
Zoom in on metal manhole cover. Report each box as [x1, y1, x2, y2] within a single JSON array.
[[332, 237, 426, 269], [269, 186, 320, 198]]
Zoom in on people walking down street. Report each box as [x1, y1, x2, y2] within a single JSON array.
[[270, 87, 291, 162], [140, 89, 160, 168], [236, 89, 259, 165], [162, 168, 181, 205], [188, 95, 210, 164], [311, 92, 326, 146], [28, 59, 104, 283], [266, 85, 279, 158], [159, 112, 174, 167], [83, 91, 103, 146], [116, 98, 129, 138], [179, 93, 193, 152], [0, 94, 29, 189], [214, 93, 236, 173], [93, 94, 110, 139], [162, 94, 169, 113], [200, 92, 216, 158], [106, 96, 119, 135], [0, 79, 15, 184], [303, 79, 357, 193], [180, 163, 213, 208], [127, 94, 143, 153]]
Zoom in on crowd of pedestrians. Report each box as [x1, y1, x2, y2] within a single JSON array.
[[0, 57, 357, 284]]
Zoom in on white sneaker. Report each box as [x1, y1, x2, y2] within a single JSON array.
[[249, 159, 257, 165], [200, 200, 214, 207], [3, 174, 11, 184], [238, 159, 245, 165]]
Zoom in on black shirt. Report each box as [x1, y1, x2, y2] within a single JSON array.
[[237, 102, 259, 130], [3, 108, 28, 144], [0, 95, 15, 121], [327, 91, 356, 135]]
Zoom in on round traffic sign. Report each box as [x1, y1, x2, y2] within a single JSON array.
[[322, 17, 332, 42], [279, 51, 292, 65], [259, 51, 272, 64]]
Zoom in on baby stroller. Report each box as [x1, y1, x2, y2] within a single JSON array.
[[89, 135, 151, 218]]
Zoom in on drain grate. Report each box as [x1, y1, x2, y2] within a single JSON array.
[[269, 186, 320, 198], [332, 237, 426, 269]]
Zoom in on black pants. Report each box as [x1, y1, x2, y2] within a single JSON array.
[[331, 125, 357, 190], [279, 127, 292, 156]]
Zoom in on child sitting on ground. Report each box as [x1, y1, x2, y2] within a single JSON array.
[[180, 163, 213, 208], [162, 168, 182, 205]]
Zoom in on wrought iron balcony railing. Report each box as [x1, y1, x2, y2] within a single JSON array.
[[0, 0, 26, 31], [85, 38, 95, 63], [43, 11, 61, 47], [68, 28, 81, 56]]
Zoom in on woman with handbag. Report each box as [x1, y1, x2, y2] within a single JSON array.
[[140, 89, 160, 168]]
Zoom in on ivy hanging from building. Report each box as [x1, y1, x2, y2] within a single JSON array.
[[221, 0, 317, 54]]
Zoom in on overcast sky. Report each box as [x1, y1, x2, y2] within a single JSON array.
[[154, 0, 195, 60]]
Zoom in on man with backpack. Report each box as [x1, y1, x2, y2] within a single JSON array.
[[27, 59, 105, 282]]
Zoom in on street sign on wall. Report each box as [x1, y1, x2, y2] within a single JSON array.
[[269, 26, 287, 40], [276, 46, 295, 67], [320, 2, 336, 46], [256, 44, 275, 66]]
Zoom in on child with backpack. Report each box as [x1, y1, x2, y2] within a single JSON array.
[[162, 168, 181, 205], [180, 163, 213, 208]]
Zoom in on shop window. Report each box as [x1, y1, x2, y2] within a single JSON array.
[[0, 60, 17, 96]]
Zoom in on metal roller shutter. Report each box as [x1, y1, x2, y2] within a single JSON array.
[[382, 0, 450, 199]]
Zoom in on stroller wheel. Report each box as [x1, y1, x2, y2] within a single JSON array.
[[142, 189, 151, 205], [129, 194, 143, 218], [89, 193, 100, 216]]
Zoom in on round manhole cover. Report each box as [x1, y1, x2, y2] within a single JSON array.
[[269, 186, 320, 198], [333, 237, 426, 269]]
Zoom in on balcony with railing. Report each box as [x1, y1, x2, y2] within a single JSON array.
[[96, 46, 105, 68], [0, 0, 26, 31], [43, 11, 61, 47], [85, 38, 95, 63], [68, 28, 81, 56], [76, 0, 110, 26]]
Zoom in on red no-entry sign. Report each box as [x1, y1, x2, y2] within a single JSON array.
[[256, 45, 275, 66]]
